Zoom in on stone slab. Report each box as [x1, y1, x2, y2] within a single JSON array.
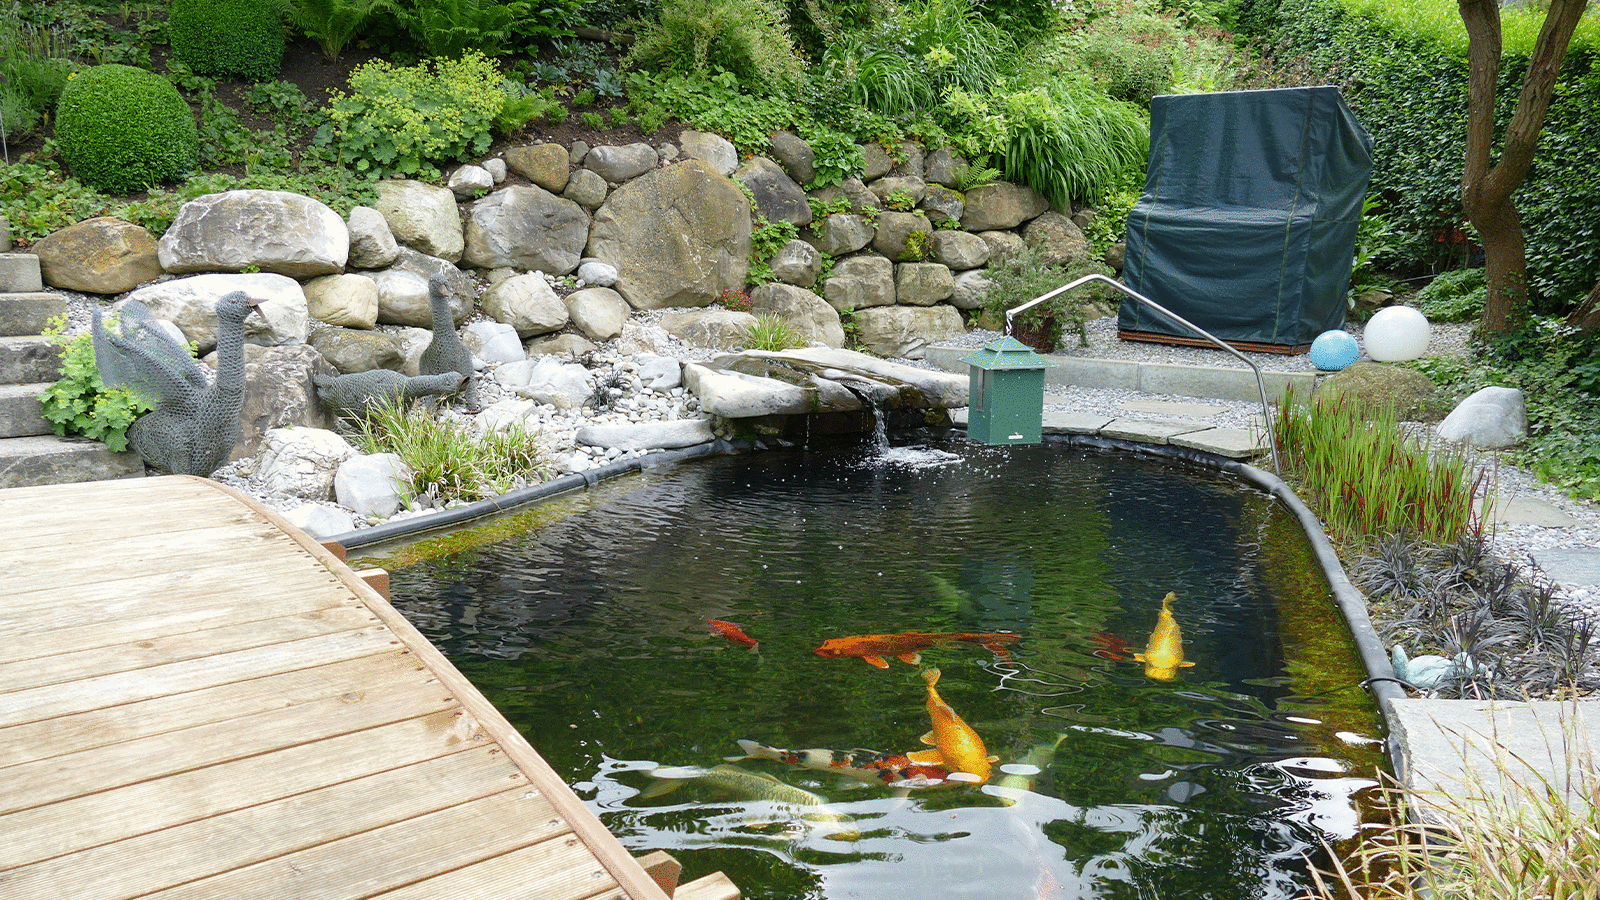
[[1532, 547, 1600, 588], [1168, 427, 1266, 459], [0, 253, 43, 292], [1484, 496, 1586, 528], [1040, 411, 1115, 435], [1097, 417, 1208, 444], [1121, 398, 1228, 418], [1389, 698, 1599, 818]]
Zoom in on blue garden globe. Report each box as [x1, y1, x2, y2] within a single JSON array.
[[1309, 330, 1360, 371]]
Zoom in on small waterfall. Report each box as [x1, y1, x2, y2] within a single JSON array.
[[837, 378, 960, 469]]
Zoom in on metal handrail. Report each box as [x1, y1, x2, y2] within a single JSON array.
[[1006, 274, 1280, 473]]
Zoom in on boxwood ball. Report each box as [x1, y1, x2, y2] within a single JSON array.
[[1309, 330, 1360, 371], [1365, 306, 1432, 362]]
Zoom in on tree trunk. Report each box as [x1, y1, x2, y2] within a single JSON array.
[[1570, 279, 1600, 335], [1457, 0, 1590, 339]]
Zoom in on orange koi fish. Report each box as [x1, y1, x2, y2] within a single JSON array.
[[1133, 592, 1196, 681], [1089, 630, 1135, 661], [731, 739, 951, 787], [812, 631, 1020, 668], [708, 619, 759, 649], [906, 667, 998, 783]]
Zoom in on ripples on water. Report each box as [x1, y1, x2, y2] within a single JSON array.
[[382, 430, 1386, 900]]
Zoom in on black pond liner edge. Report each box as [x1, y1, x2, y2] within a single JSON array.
[[324, 429, 1410, 784]]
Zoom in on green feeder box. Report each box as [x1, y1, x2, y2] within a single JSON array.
[[961, 336, 1056, 445]]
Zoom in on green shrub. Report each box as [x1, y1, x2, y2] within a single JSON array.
[[55, 65, 199, 194], [980, 242, 1115, 349], [285, 0, 395, 61], [1415, 268, 1487, 324], [397, 0, 529, 59], [323, 51, 505, 178], [625, 0, 806, 96], [168, 0, 285, 82], [1066, 11, 1178, 105], [41, 315, 148, 453]]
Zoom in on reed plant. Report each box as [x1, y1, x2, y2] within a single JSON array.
[[1272, 387, 1484, 548], [1306, 714, 1600, 899], [747, 313, 808, 351], [354, 398, 552, 505]]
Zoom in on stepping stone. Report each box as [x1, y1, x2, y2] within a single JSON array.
[[1120, 398, 1228, 418]]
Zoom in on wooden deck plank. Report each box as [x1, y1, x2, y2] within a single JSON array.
[[0, 772, 560, 900], [368, 843, 630, 900], [0, 475, 687, 900], [0, 737, 515, 871], [0, 626, 403, 726], [1, 681, 471, 816], [0, 605, 382, 692], [144, 790, 604, 900], [0, 650, 425, 769]]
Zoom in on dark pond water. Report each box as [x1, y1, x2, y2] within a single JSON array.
[[374, 431, 1386, 900]]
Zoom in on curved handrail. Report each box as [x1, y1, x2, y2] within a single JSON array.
[[1006, 274, 1281, 473]]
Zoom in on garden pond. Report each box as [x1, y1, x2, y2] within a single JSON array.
[[363, 430, 1388, 900]]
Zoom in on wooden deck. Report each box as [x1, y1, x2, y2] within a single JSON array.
[[0, 475, 736, 900]]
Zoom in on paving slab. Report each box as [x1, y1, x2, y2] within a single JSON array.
[[1483, 496, 1586, 528], [1530, 547, 1600, 588], [1390, 698, 1599, 817], [1040, 411, 1116, 435], [1120, 398, 1228, 418], [1169, 427, 1266, 459], [1098, 417, 1209, 444]]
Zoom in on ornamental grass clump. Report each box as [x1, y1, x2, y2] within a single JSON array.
[[1272, 386, 1484, 549], [354, 398, 551, 505], [1306, 715, 1600, 899]]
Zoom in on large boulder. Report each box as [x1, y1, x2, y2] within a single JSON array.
[[256, 427, 359, 500], [505, 142, 572, 192], [158, 190, 349, 277], [307, 325, 406, 374], [585, 142, 659, 183], [463, 320, 525, 364], [303, 273, 379, 329], [336, 452, 413, 519], [373, 179, 463, 263], [871, 210, 932, 260], [852, 304, 965, 359], [564, 287, 630, 342], [658, 308, 757, 351], [587, 160, 752, 310], [1024, 211, 1092, 265], [949, 269, 991, 310], [823, 254, 895, 310], [463, 184, 589, 274], [807, 214, 875, 256], [769, 131, 816, 187], [925, 147, 965, 187], [768, 239, 822, 288], [931, 230, 990, 270], [34, 217, 161, 294], [918, 184, 965, 227], [1437, 386, 1528, 449], [230, 343, 339, 462], [961, 182, 1049, 231], [679, 130, 738, 176], [735, 157, 811, 227], [345, 205, 400, 269], [895, 262, 955, 306], [123, 272, 308, 352], [577, 419, 715, 451], [371, 249, 473, 327], [1315, 361, 1448, 422], [480, 272, 568, 337], [751, 283, 845, 348]]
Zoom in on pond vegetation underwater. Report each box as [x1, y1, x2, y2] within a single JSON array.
[[369, 430, 1388, 900]]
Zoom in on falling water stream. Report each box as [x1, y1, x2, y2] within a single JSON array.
[[366, 430, 1386, 900]]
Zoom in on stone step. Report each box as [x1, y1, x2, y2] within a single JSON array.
[[0, 252, 43, 293], [0, 433, 145, 489], [0, 291, 68, 338], [0, 335, 64, 384], [0, 382, 52, 438]]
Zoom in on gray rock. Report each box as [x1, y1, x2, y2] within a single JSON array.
[[978, 230, 1026, 264], [1438, 386, 1528, 449], [686, 347, 965, 418], [871, 210, 933, 260], [563, 169, 609, 209], [124, 272, 309, 352], [809, 177, 880, 214], [736, 157, 812, 227], [481, 272, 568, 337], [918, 184, 965, 228], [1316, 361, 1448, 422], [373, 180, 464, 262], [680, 130, 739, 176], [564, 286, 630, 342], [683, 360, 812, 418], [637, 354, 682, 390], [587, 160, 751, 309], [658, 308, 757, 351], [585, 142, 659, 182], [463, 320, 525, 364], [515, 356, 595, 408], [569, 141, 589, 166], [577, 419, 715, 451], [335, 452, 413, 519], [949, 269, 992, 310], [231, 342, 339, 462], [281, 502, 354, 541], [303, 273, 379, 329], [1105, 241, 1126, 272], [307, 325, 406, 374], [751, 282, 845, 348], [505, 142, 572, 192], [931, 230, 990, 270], [483, 157, 507, 183], [1024, 211, 1091, 265], [770, 131, 816, 186], [895, 262, 955, 306], [577, 258, 618, 286], [524, 332, 598, 358], [962, 182, 1050, 231], [807, 213, 875, 256], [869, 176, 927, 207], [346, 205, 400, 269], [34, 217, 160, 294], [852, 304, 965, 359], [371, 249, 473, 327], [769, 239, 823, 288], [463, 184, 589, 274], [862, 143, 894, 181], [925, 147, 965, 187], [448, 164, 495, 198], [822, 255, 895, 310], [158, 190, 349, 277], [256, 427, 359, 500]]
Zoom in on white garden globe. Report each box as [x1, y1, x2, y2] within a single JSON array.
[[1364, 306, 1431, 362]]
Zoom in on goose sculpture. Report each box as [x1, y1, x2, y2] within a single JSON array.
[[418, 273, 479, 410], [314, 369, 467, 419], [92, 292, 261, 477]]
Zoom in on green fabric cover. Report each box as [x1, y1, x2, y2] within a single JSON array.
[[1119, 87, 1373, 349]]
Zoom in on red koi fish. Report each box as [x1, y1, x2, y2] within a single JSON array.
[[812, 631, 1020, 668], [1089, 631, 1135, 661], [731, 739, 951, 787], [708, 618, 759, 649]]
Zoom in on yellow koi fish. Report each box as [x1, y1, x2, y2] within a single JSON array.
[[1134, 592, 1196, 681], [907, 667, 997, 783]]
